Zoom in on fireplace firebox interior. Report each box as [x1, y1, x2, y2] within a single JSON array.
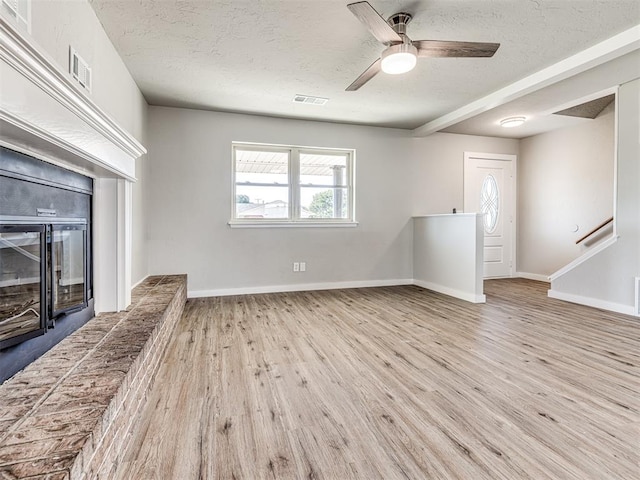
[[0, 146, 94, 382]]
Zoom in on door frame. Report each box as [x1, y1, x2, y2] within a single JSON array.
[[463, 151, 517, 278]]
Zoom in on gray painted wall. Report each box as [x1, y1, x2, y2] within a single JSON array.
[[147, 107, 417, 294], [146, 107, 520, 294], [518, 103, 615, 276], [411, 133, 520, 216], [551, 78, 639, 313]]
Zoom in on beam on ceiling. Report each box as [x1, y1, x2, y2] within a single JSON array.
[[412, 24, 640, 137]]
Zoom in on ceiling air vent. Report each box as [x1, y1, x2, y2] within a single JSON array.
[[69, 48, 92, 93], [2, 0, 30, 32], [293, 94, 329, 106]]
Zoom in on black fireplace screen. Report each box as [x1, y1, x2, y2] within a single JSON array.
[[0, 225, 46, 347], [51, 224, 87, 317], [0, 222, 88, 349]]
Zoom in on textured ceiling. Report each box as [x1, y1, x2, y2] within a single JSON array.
[[440, 49, 640, 139], [88, 0, 639, 130], [553, 94, 615, 119]]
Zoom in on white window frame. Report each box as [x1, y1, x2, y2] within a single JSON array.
[[229, 142, 357, 228]]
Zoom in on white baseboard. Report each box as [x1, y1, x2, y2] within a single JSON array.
[[547, 289, 637, 317], [190, 278, 487, 304], [188, 278, 414, 298], [516, 272, 550, 283], [413, 279, 486, 304]]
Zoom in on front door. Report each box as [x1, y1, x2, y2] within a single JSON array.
[[463, 152, 516, 278]]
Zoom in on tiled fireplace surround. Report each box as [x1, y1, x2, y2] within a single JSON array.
[[0, 17, 186, 479]]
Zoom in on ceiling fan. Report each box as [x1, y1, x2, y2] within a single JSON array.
[[346, 1, 500, 91]]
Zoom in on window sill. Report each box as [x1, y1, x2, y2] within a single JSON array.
[[228, 220, 359, 229]]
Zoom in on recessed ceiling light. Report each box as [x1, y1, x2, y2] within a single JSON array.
[[500, 116, 526, 128]]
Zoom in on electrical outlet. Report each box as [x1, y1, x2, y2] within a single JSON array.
[[300, 262, 306, 272], [293, 262, 299, 272]]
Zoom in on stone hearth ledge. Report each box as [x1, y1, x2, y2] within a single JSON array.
[[0, 275, 187, 480]]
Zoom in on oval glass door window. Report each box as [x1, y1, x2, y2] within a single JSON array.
[[481, 174, 499, 233]]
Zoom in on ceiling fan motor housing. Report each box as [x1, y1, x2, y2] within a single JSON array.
[[387, 12, 412, 39]]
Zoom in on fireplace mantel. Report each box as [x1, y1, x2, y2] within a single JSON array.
[[0, 16, 146, 313]]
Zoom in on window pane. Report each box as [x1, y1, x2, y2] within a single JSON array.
[[480, 174, 499, 233], [236, 185, 289, 219], [236, 149, 288, 184], [301, 187, 349, 219], [300, 153, 347, 186], [232, 144, 353, 223]]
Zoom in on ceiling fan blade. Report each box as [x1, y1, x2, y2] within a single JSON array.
[[346, 58, 381, 91], [414, 40, 500, 58], [347, 1, 402, 44]]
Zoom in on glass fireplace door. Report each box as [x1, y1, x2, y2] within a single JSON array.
[[0, 225, 47, 348], [51, 224, 87, 317]]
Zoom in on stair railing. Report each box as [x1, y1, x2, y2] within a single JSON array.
[[576, 217, 614, 245]]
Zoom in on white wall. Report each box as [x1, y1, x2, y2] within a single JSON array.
[[27, 0, 146, 141], [518, 103, 615, 276], [147, 107, 416, 294], [413, 214, 485, 303], [550, 78, 640, 315], [2, 0, 149, 285], [410, 133, 520, 215], [131, 146, 148, 285]]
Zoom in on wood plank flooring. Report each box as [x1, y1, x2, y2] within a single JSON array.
[[113, 279, 639, 479]]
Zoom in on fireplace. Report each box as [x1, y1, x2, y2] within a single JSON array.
[[0, 146, 94, 381], [0, 15, 146, 383]]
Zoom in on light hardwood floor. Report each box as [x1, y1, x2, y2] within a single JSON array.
[[113, 279, 639, 479]]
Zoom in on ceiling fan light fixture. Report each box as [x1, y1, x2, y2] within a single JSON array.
[[500, 116, 526, 128], [381, 43, 418, 75]]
